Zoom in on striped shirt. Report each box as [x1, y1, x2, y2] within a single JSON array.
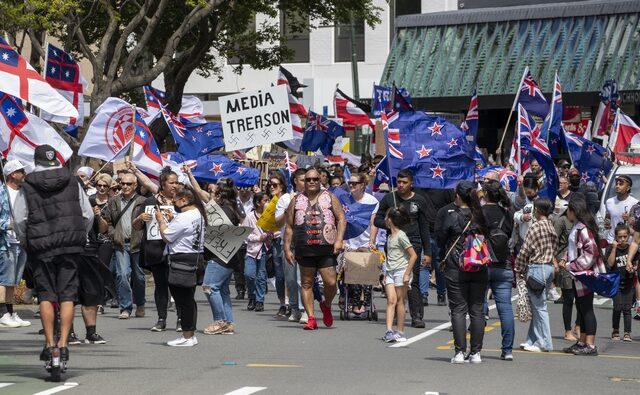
[[515, 217, 558, 273]]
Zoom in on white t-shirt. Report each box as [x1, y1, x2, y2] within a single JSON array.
[[345, 193, 379, 250], [163, 209, 204, 254], [6, 186, 19, 244], [275, 192, 293, 236], [605, 195, 639, 242]]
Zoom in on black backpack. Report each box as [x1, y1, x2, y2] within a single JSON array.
[[488, 212, 510, 263]]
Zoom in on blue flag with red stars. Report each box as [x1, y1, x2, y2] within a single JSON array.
[[300, 111, 344, 155], [190, 154, 259, 187]]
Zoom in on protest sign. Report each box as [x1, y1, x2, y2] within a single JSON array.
[[145, 205, 174, 241], [240, 159, 269, 190], [262, 152, 287, 169], [219, 85, 292, 151], [257, 196, 280, 232], [204, 200, 252, 264]]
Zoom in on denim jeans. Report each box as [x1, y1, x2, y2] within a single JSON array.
[[203, 260, 234, 323], [487, 266, 515, 353], [285, 257, 303, 310], [272, 238, 285, 303], [244, 250, 267, 303], [111, 246, 145, 312], [524, 263, 554, 350], [420, 238, 446, 298]]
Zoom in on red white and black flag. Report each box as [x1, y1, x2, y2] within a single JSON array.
[[334, 88, 375, 130]]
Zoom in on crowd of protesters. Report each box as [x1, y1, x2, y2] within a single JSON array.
[[1, 147, 639, 364]]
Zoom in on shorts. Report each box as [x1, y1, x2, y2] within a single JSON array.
[[296, 255, 337, 269], [32, 254, 79, 303], [385, 268, 411, 287], [0, 245, 27, 286], [78, 255, 106, 306]]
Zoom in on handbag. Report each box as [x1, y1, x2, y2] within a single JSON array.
[[168, 253, 203, 288], [515, 277, 532, 322], [525, 273, 546, 295]]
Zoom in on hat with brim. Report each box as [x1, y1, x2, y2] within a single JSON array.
[[2, 160, 26, 176], [615, 174, 633, 187], [34, 144, 60, 167]]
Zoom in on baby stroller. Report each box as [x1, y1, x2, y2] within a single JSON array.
[[338, 251, 382, 321]]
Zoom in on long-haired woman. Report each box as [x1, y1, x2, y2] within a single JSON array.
[[243, 192, 273, 312], [268, 172, 287, 316], [437, 180, 489, 364]]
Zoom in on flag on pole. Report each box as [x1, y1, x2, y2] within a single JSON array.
[[539, 73, 563, 158], [160, 103, 223, 160], [143, 85, 205, 123], [301, 111, 345, 155], [592, 80, 619, 137], [0, 37, 78, 118], [190, 154, 259, 187], [610, 110, 640, 164], [0, 93, 72, 172], [277, 66, 308, 151], [461, 87, 479, 144], [132, 110, 164, 175], [79, 97, 134, 161], [371, 85, 392, 117], [335, 88, 374, 130], [517, 68, 549, 118], [393, 86, 414, 112]]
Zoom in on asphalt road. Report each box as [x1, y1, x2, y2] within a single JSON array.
[[1, 283, 640, 395]]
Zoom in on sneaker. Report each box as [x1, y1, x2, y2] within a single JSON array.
[[437, 295, 446, 306], [634, 306, 640, 320], [451, 351, 466, 364], [563, 342, 584, 354], [110, 300, 119, 309], [422, 296, 429, 306], [522, 344, 542, 353], [547, 287, 561, 301], [319, 301, 333, 327], [573, 344, 598, 356], [135, 305, 145, 318], [382, 330, 396, 343], [11, 313, 31, 327], [276, 306, 287, 317], [60, 347, 69, 361], [303, 316, 318, 330], [67, 332, 82, 345], [393, 330, 407, 342], [40, 346, 52, 361], [151, 320, 167, 332], [299, 311, 309, 324], [467, 352, 482, 364], [612, 331, 620, 341], [84, 333, 107, 344], [176, 319, 182, 332], [623, 333, 633, 342], [411, 318, 425, 328], [288, 310, 302, 322], [500, 352, 514, 361], [222, 323, 235, 335], [97, 305, 105, 315], [118, 310, 130, 320], [0, 312, 20, 328], [247, 299, 256, 311], [203, 321, 228, 335], [254, 302, 264, 312], [167, 336, 198, 347], [235, 292, 245, 300], [285, 305, 292, 317]]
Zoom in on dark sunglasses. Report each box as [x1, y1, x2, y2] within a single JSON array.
[[120, 182, 135, 186], [96, 184, 109, 188], [269, 182, 281, 187], [348, 181, 363, 186], [305, 177, 320, 182]]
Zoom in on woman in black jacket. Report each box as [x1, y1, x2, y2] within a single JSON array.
[[437, 181, 489, 364]]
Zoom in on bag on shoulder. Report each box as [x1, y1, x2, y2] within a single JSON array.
[[488, 214, 510, 262], [459, 233, 493, 272]]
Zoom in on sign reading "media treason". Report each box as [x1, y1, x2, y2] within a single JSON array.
[[219, 85, 293, 151]]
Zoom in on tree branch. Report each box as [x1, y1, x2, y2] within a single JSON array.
[[26, 29, 45, 59], [95, 0, 121, 80]]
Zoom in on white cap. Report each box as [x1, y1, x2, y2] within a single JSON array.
[[3, 160, 26, 176], [77, 166, 94, 178]]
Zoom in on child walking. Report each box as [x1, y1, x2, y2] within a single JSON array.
[[382, 207, 418, 343], [607, 224, 637, 342]]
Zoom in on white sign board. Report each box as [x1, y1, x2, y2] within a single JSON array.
[[145, 205, 175, 241], [219, 85, 293, 151], [204, 200, 252, 264]]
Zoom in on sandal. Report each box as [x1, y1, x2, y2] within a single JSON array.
[[623, 333, 633, 342], [611, 331, 620, 341], [203, 321, 227, 335]]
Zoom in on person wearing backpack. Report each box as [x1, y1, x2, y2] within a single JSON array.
[[437, 181, 489, 364], [481, 180, 515, 361]]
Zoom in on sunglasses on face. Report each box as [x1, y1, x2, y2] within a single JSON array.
[[121, 182, 135, 186], [96, 184, 109, 188], [269, 182, 281, 188], [348, 181, 363, 186], [305, 177, 320, 183]]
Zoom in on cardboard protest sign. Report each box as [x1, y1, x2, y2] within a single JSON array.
[[240, 159, 269, 190], [256, 195, 279, 232], [219, 85, 292, 151], [204, 200, 252, 264], [262, 152, 287, 169], [145, 205, 174, 241]]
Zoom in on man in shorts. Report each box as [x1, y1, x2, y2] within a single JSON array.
[[284, 168, 346, 330], [14, 145, 94, 362]]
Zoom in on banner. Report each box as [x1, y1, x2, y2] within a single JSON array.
[[145, 206, 174, 241], [219, 85, 292, 151], [240, 159, 269, 190], [256, 196, 280, 232], [204, 200, 252, 263]]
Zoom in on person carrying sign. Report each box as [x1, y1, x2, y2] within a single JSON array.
[[284, 168, 346, 330]]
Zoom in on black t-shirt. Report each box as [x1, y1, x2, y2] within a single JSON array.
[[482, 204, 514, 237], [605, 245, 637, 289]]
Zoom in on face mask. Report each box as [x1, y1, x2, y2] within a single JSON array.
[[174, 205, 182, 213]]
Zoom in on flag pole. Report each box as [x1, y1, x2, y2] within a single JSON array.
[[517, 107, 522, 176], [380, 115, 398, 208], [497, 66, 529, 155], [546, 71, 558, 145]]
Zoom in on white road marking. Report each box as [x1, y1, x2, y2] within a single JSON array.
[[593, 297, 610, 305], [223, 387, 267, 395], [390, 296, 517, 348], [424, 392, 440, 395], [0, 383, 14, 389], [33, 382, 79, 395]]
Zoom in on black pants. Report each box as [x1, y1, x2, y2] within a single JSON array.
[[149, 261, 169, 320], [612, 286, 634, 333], [168, 284, 196, 332], [446, 268, 489, 354], [408, 246, 423, 321], [574, 287, 597, 336], [234, 245, 246, 295], [562, 287, 578, 331]]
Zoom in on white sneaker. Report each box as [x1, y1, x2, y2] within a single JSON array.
[[11, 313, 31, 327], [0, 312, 20, 328], [451, 351, 466, 364], [299, 311, 309, 324], [523, 344, 542, 353], [467, 352, 482, 363], [167, 336, 198, 347]]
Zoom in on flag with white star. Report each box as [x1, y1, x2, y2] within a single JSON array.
[[190, 154, 259, 187]]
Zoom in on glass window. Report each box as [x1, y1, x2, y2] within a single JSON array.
[[281, 11, 310, 63], [335, 19, 365, 62]]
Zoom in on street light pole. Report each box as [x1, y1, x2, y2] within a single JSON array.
[[349, 13, 364, 155]]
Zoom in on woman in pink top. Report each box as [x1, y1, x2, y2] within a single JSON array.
[[243, 192, 273, 312]]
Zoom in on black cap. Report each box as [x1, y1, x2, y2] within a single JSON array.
[[34, 144, 60, 167], [615, 174, 633, 187]]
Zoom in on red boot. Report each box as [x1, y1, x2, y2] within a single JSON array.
[[320, 301, 333, 328], [303, 316, 318, 330]]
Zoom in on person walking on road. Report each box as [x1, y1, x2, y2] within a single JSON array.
[[284, 168, 346, 330], [243, 192, 273, 312]]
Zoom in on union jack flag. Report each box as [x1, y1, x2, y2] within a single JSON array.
[[382, 112, 403, 159], [516, 67, 549, 118]]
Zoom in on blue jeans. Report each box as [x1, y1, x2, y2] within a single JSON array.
[[272, 238, 285, 303], [420, 238, 446, 297], [111, 247, 145, 312], [284, 256, 302, 310], [487, 266, 515, 353], [203, 260, 234, 323], [524, 264, 554, 350], [244, 251, 267, 303]]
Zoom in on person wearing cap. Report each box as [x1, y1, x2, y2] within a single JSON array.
[[604, 174, 638, 245], [76, 166, 97, 196], [13, 145, 94, 363], [0, 160, 31, 328]]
